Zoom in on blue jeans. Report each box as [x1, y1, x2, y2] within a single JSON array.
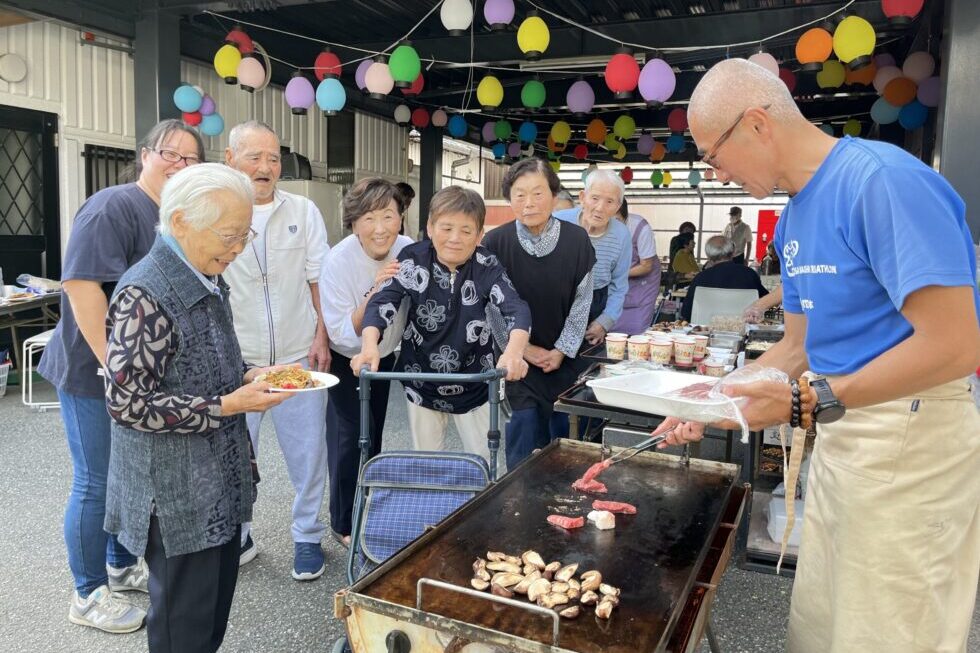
[[59, 390, 137, 596], [505, 407, 569, 471]]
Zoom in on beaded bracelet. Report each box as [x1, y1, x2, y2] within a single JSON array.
[[790, 379, 801, 429]]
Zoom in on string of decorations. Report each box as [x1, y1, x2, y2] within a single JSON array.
[[196, 0, 931, 186]]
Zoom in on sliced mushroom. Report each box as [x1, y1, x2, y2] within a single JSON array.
[[522, 563, 537, 576], [566, 588, 580, 601], [473, 558, 487, 574], [475, 567, 491, 582], [538, 592, 569, 609], [602, 594, 620, 607], [527, 578, 552, 603], [513, 570, 541, 595], [491, 584, 514, 599], [491, 572, 524, 589], [580, 590, 600, 605], [550, 581, 569, 594], [599, 583, 620, 598], [544, 561, 562, 574], [471, 578, 489, 591], [555, 563, 579, 583], [487, 551, 506, 562], [487, 561, 523, 574], [568, 579, 581, 592], [558, 605, 581, 619], [504, 555, 522, 566], [580, 570, 602, 592], [596, 600, 614, 619], [521, 550, 546, 570]]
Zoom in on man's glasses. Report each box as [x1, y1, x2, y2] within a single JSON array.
[[208, 227, 257, 247], [154, 149, 201, 166], [700, 104, 771, 168]]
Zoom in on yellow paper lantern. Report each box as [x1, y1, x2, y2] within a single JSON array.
[[476, 75, 504, 109], [549, 160, 561, 173], [817, 60, 846, 89], [842, 119, 861, 136], [613, 142, 627, 160], [833, 16, 876, 70], [550, 120, 571, 144], [214, 44, 242, 84], [517, 12, 550, 60], [662, 171, 673, 186]]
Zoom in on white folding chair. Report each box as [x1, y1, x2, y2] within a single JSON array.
[[690, 287, 760, 327], [21, 328, 59, 411]]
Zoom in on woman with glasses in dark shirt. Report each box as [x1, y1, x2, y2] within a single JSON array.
[[38, 119, 205, 634]]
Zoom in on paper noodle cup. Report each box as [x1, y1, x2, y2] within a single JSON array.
[[692, 334, 709, 360], [605, 333, 628, 360], [627, 335, 651, 361], [649, 339, 673, 364], [673, 336, 696, 366]]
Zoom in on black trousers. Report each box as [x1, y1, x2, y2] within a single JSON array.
[[325, 351, 395, 536], [732, 253, 746, 265], [145, 516, 240, 653]]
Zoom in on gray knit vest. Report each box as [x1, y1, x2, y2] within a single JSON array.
[[104, 238, 253, 557]]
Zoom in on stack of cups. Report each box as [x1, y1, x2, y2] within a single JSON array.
[[648, 333, 673, 365], [673, 335, 697, 367], [627, 334, 651, 361], [692, 334, 709, 361], [605, 333, 628, 360], [702, 358, 727, 377]]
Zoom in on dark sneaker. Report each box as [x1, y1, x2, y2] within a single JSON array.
[[68, 585, 145, 634], [240, 534, 258, 567], [292, 542, 325, 581]]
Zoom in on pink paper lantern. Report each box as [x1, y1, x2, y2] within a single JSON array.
[[237, 56, 265, 93], [748, 52, 780, 77], [873, 65, 902, 94], [432, 109, 448, 127]]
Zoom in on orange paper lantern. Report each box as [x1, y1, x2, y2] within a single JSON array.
[[585, 119, 607, 145], [845, 61, 877, 86], [649, 141, 666, 162], [795, 28, 833, 71], [883, 77, 917, 106]]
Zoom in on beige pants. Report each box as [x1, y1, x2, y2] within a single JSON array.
[[788, 378, 980, 653], [406, 401, 492, 462]]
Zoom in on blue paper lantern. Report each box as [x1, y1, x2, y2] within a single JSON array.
[[818, 123, 835, 136], [315, 78, 346, 116], [173, 85, 203, 113], [898, 100, 928, 130], [666, 133, 685, 153], [492, 142, 507, 159], [447, 114, 468, 138], [688, 170, 702, 187], [200, 113, 224, 137], [870, 97, 901, 125], [518, 121, 538, 144]]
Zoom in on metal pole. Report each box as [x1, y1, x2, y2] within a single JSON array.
[[133, 9, 181, 141], [487, 376, 501, 481], [697, 187, 705, 263]]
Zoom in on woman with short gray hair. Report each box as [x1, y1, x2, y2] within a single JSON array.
[[103, 163, 294, 653]]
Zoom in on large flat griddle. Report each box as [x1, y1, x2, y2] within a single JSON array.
[[347, 439, 739, 653]]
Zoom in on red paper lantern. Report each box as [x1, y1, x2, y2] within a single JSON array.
[[620, 166, 633, 185], [182, 111, 202, 126], [402, 73, 425, 97], [778, 68, 797, 93], [667, 108, 688, 133], [573, 143, 588, 160], [314, 49, 342, 81], [881, 0, 925, 24], [604, 51, 640, 99], [411, 107, 430, 128], [224, 26, 254, 54]]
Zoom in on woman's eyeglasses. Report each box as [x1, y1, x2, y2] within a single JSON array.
[[154, 149, 201, 166]]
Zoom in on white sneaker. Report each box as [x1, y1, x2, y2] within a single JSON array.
[[240, 534, 258, 567], [68, 585, 146, 634], [107, 558, 149, 593]]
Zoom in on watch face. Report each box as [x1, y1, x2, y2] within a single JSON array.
[[816, 403, 846, 424]]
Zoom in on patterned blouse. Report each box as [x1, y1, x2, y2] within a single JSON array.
[[105, 286, 224, 432]]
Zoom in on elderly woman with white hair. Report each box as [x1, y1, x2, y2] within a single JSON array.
[[103, 163, 293, 653], [555, 169, 632, 347]]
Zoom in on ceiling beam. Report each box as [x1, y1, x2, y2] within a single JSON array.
[[1, 0, 136, 38]]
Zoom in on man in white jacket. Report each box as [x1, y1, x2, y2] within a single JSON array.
[[223, 121, 331, 581]]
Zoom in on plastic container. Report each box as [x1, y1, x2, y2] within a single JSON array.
[[767, 496, 804, 548], [0, 362, 10, 397]]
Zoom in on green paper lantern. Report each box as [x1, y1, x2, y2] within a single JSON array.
[[521, 79, 546, 109], [650, 170, 664, 186], [613, 114, 636, 140], [604, 134, 620, 151], [842, 118, 861, 136], [388, 44, 421, 86], [493, 120, 513, 140]]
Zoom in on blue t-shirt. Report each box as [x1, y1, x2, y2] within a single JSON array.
[[775, 136, 979, 375], [39, 183, 160, 397]]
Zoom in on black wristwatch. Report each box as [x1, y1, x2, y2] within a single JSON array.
[[811, 378, 846, 424]]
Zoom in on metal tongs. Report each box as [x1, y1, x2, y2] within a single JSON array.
[[602, 428, 675, 467]]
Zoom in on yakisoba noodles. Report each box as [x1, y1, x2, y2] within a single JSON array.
[[263, 368, 321, 389]]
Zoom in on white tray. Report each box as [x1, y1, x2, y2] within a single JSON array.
[[586, 370, 729, 420]]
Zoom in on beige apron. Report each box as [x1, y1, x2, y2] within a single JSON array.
[[787, 378, 980, 653]]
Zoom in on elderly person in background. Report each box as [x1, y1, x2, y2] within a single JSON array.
[[555, 169, 631, 347], [554, 188, 576, 211], [680, 235, 768, 322], [723, 206, 753, 264], [103, 164, 293, 653], [669, 221, 697, 265], [223, 121, 331, 580], [653, 58, 980, 653], [319, 178, 412, 548], [481, 158, 594, 469], [671, 232, 700, 280], [613, 198, 661, 334], [38, 119, 205, 633]]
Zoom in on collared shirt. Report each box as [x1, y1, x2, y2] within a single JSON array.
[[161, 234, 222, 298]]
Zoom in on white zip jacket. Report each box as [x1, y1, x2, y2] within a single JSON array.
[[223, 189, 329, 366]]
